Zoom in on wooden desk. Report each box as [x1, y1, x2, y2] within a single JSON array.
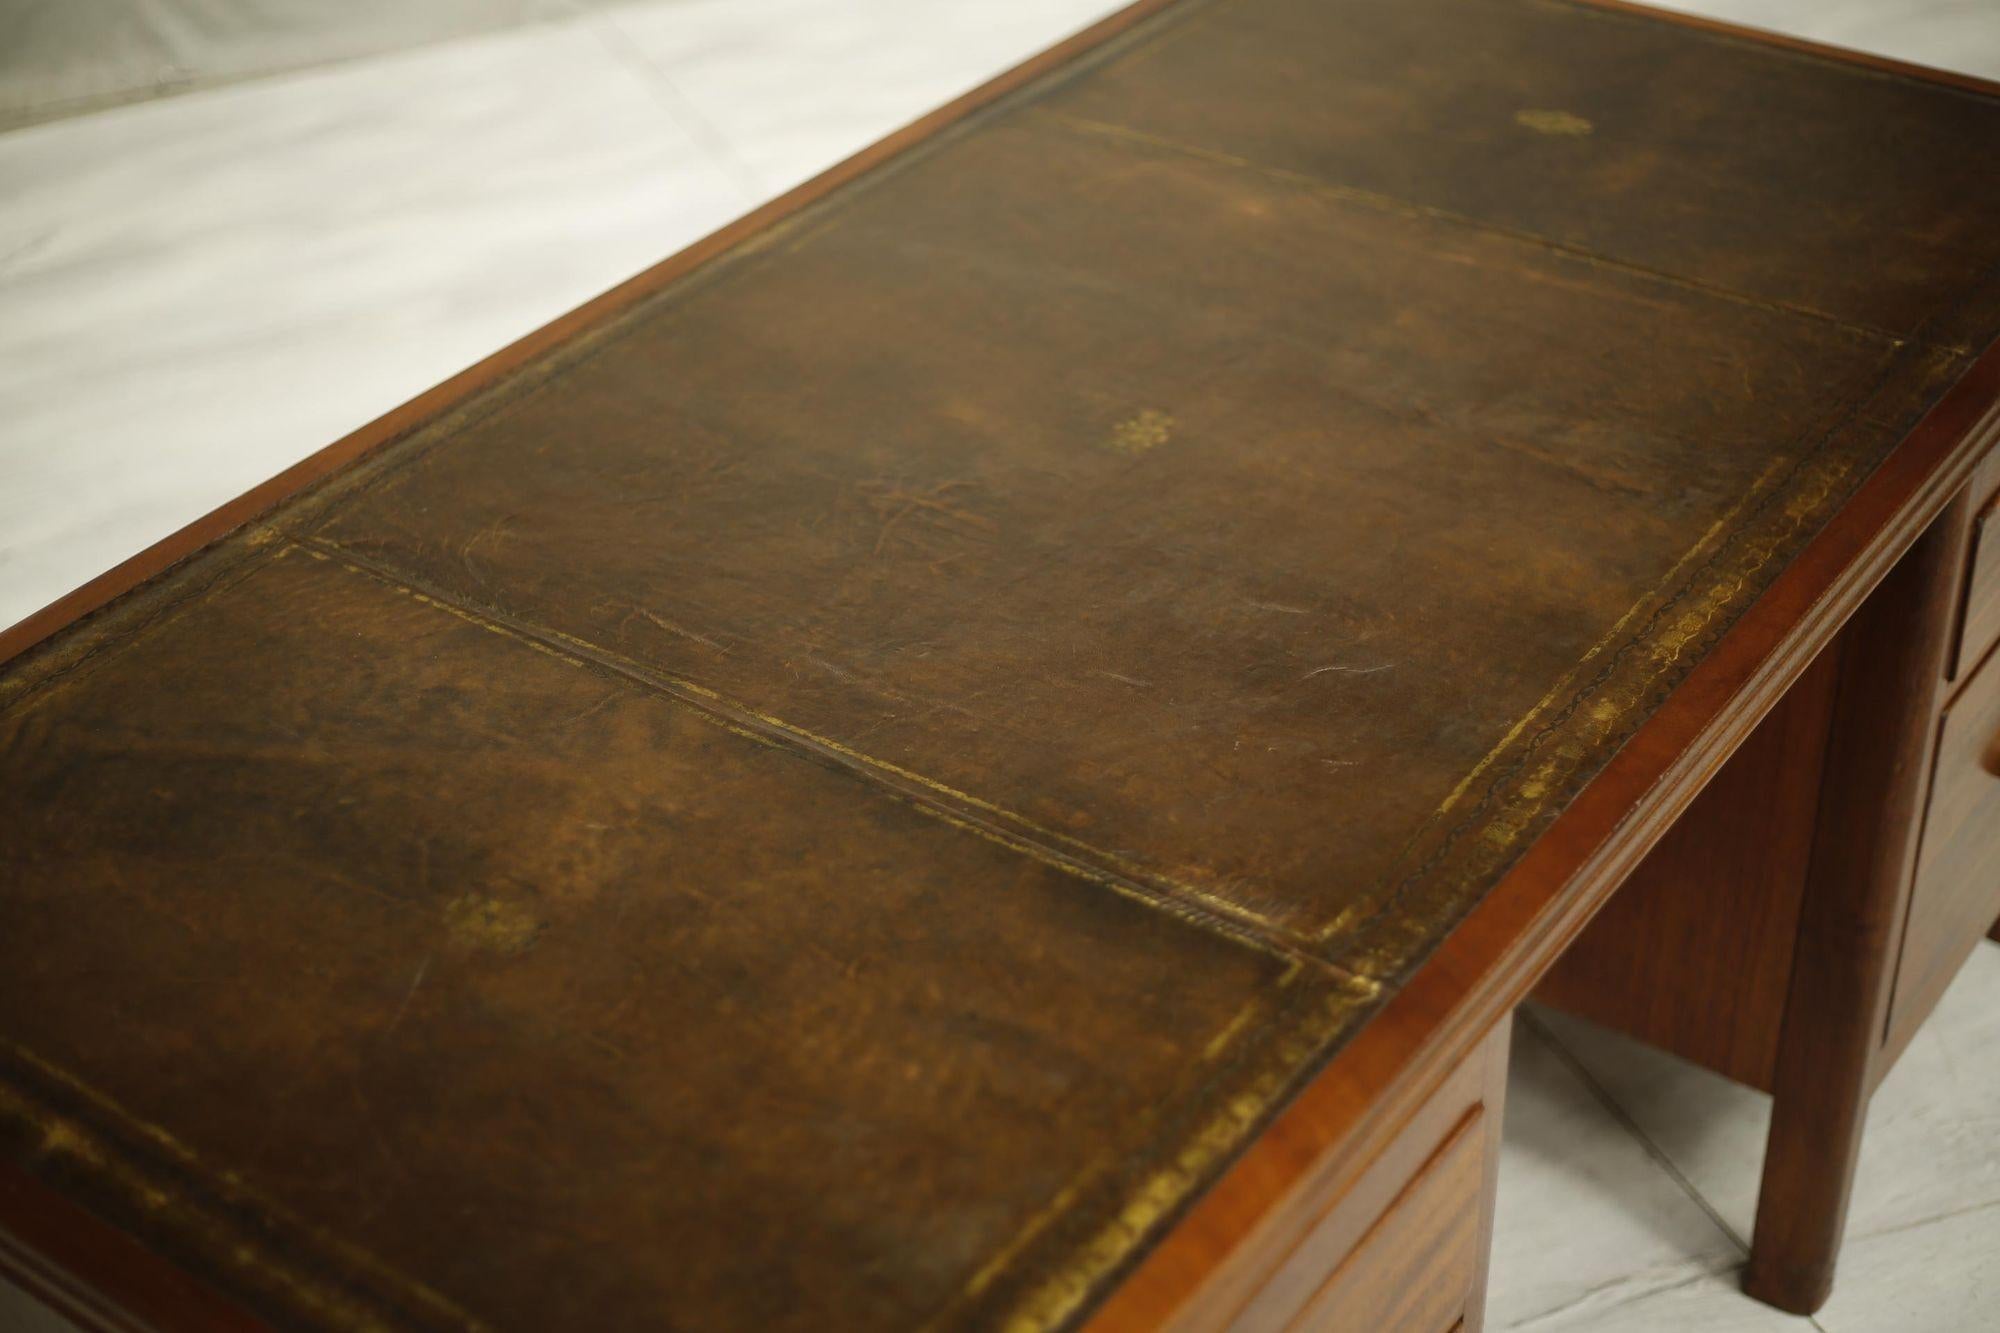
[[2, 1, 1997, 1329]]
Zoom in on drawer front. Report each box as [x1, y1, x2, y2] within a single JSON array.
[[1952, 492, 2000, 680], [1886, 646, 2000, 1054], [1282, 1110, 1485, 1332], [1207, 1020, 1506, 1333]]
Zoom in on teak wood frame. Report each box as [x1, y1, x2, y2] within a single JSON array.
[[1, 1, 1999, 1329], [1746, 483, 1974, 1311], [1541, 453, 2000, 1315]]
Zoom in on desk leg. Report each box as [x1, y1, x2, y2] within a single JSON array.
[[1745, 492, 1972, 1314]]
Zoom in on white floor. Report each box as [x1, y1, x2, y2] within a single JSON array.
[[1495, 949, 2000, 1332], [0, 1, 1996, 1329]]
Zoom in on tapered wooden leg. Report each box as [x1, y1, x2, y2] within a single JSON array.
[[1745, 492, 1972, 1314]]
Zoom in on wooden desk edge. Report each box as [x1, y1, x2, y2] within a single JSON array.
[[0, 2, 1997, 1330], [0, 1166, 263, 1333]]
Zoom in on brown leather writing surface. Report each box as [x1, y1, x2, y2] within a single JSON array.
[[2, 544, 1332, 1331], [4, 0, 2000, 1328], [304, 115, 1935, 949], [1051, 0, 2000, 345]]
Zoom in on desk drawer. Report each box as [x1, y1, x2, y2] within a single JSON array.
[[1205, 1021, 1507, 1333], [1951, 491, 2000, 680], [1282, 1109, 1485, 1332], [1886, 644, 2000, 1054]]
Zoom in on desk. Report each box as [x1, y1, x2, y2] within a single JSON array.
[[2, 1, 1998, 1329]]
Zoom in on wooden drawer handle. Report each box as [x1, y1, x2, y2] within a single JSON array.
[[1982, 729, 2000, 778]]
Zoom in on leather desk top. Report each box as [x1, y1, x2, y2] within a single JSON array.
[[4, 0, 2000, 1328]]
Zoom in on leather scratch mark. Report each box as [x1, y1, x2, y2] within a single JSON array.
[[384, 955, 431, 1036], [860, 479, 998, 557], [1515, 108, 1594, 137], [458, 515, 516, 586], [1301, 662, 1392, 679], [623, 606, 729, 653]]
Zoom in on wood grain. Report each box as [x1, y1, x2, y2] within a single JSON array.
[[1883, 636, 2000, 1059], [1086, 1020, 1507, 1333], [1535, 648, 1841, 1091], [1281, 1111, 1485, 1333], [1745, 491, 1974, 1314], [1949, 497, 2000, 680]]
